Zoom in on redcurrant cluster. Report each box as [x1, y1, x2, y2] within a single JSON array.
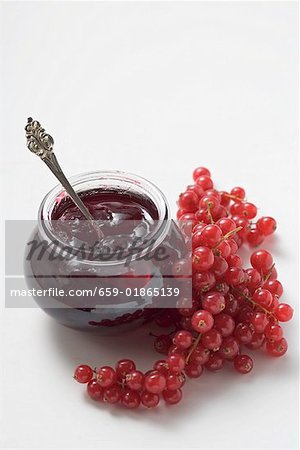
[[74, 167, 293, 409]]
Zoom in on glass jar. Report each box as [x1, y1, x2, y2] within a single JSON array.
[[24, 171, 190, 333]]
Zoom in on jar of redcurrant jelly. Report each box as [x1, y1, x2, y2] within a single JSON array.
[[24, 171, 190, 333]]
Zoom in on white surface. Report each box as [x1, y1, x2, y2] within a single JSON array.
[[0, 2, 298, 449]]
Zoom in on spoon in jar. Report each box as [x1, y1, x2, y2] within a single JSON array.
[[25, 117, 103, 238]]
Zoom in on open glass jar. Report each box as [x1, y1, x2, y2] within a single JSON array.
[[24, 171, 190, 333]]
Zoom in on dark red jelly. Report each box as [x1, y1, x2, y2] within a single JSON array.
[[24, 171, 190, 333]]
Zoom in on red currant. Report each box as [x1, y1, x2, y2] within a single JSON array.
[[257, 216, 277, 236], [162, 388, 182, 405], [185, 362, 203, 378], [103, 384, 121, 403], [274, 303, 294, 322], [193, 166, 211, 180], [174, 330, 193, 349], [250, 250, 273, 274], [266, 338, 288, 357], [264, 323, 283, 342], [87, 379, 103, 401], [74, 365, 94, 384], [234, 354, 253, 374], [141, 391, 160, 408], [96, 366, 117, 388], [202, 291, 225, 315], [191, 310, 214, 333], [126, 371, 144, 391], [144, 370, 166, 394], [121, 389, 141, 408], [192, 246, 215, 272]]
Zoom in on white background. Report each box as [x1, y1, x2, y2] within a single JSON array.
[[0, 2, 298, 449]]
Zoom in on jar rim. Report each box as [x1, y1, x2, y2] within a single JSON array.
[[38, 170, 170, 266]]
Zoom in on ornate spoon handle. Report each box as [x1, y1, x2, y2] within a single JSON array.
[[25, 117, 103, 236]]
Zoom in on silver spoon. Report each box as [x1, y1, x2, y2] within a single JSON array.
[[25, 117, 103, 237]]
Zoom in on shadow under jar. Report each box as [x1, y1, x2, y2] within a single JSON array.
[[24, 171, 190, 334]]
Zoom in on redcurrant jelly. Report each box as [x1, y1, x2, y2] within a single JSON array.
[[24, 171, 190, 333]]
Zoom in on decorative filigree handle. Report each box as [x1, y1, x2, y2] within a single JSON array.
[[25, 117, 103, 237], [25, 117, 54, 157]]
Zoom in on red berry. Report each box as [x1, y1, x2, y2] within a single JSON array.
[[193, 270, 216, 292], [187, 184, 204, 198], [202, 291, 225, 315], [234, 323, 253, 344], [178, 191, 199, 212], [205, 352, 225, 371], [240, 202, 258, 219], [219, 191, 231, 207], [234, 355, 253, 374], [214, 313, 235, 337], [166, 373, 185, 390], [115, 359, 136, 380], [126, 371, 144, 391], [189, 343, 210, 365], [266, 338, 288, 357], [250, 250, 273, 274], [87, 379, 103, 401], [219, 336, 239, 360], [223, 293, 238, 316], [225, 267, 245, 286], [257, 217, 277, 236], [264, 323, 283, 342], [192, 246, 215, 272], [245, 268, 262, 292], [153, 360, 169, 376], [214, 240, 231, 258], [193, 166, 211, 180], [246, 332, 265, 350], [230, 186, 245, 200], [226, 254, 242, 268], [177, 208, 189, 219], [141, 391, 160, 408], [216, 218, 236, 234], [191, 310, 214, 333], [185, 362, 203, 378], [252, 288, 273, 309], [251, 312, 269, 333], [144, 370, 166, 394], [247, 228, 264, 247], [96, 366, 117, 388], [121, 389, 141, 408], [166, 354, 185, 374], [201, 328, 223, 350], [211, 256, 229, 279], [263, 279, 283, 298], [196, 175, 213, 190], [274, 303, 294, 322], [199, 195, 220, 212], [174, 330, 193, 349], [74, 365, 94, 384], [162, 388, 182, 405], [103, 384, 122, 403], [232, 215, 250, 237], [197, 224, 222, 248]]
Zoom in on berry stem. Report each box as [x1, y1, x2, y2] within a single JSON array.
[[206, 202, 214, 224], [185, 333, 202, 364], [223, 193, 244, 202], [232, 287, 277, 320], [263, 263, 276, 283], [213, 226, 243, 250]]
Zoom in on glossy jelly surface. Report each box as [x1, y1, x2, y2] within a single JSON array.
[[24, 187, 189, 333]]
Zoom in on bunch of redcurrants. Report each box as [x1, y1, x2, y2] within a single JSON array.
[[74, 167, 293, 409]]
